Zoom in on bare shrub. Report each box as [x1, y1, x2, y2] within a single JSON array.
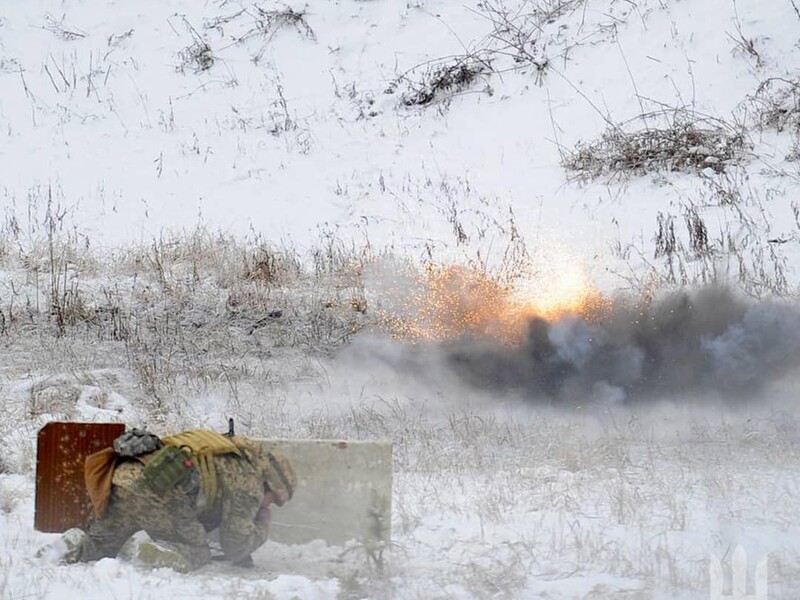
[[42, 13, 86, 41], [252, 6, 316, 43], [728, 31, 762, 68], [178, 39, 215, 73], [244, 244, 301, 283], [48, 266, 90, 335], [10, 186, 98, 336], [177, 18, 215, 73], [654, 213, 677, 259], [478, 0, 583, 83], [563, 111, 747, 180], [616, 174, 791, 297], [727, 10, 763, 68], [311, 225, 369, 280], [750, 77, 800, 135], [393, 54, 493, 107], [390, 0, 597, 109], [0, 483, 21, 514], [205, 5, 316, 65], [685, 207, 710, 255]]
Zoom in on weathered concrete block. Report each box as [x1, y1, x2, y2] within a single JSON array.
[[259, 439, 392, 547]]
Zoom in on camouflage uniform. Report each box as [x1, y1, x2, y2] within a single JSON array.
[[197, 445, 273, 564], [77, 435, 281, 571]]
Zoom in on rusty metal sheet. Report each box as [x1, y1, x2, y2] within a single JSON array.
[[35, 421, 125, 533]]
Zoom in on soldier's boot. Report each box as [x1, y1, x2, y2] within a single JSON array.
[[118, 530, 193, 573], [233, 554, 255, 568], [36, 527, 88, 564]]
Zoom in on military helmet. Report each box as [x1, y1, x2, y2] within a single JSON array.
[[113, 428, 162, 457], [263, 451, 297, 506]]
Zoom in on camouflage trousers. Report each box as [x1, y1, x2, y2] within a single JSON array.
[[79, 460, 211, 570]]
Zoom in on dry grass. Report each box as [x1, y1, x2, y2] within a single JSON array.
[[0, 217, 374, 419]]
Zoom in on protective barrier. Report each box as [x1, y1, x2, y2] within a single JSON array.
[[35, 422, 125, 532], [259, 439, 393, 546]]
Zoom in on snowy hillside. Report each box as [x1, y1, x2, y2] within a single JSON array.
[[3, 0, 799, 283], [2, 0, 800, 598]]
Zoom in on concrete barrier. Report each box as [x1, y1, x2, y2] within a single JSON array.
[[259, 439, 393, 547]]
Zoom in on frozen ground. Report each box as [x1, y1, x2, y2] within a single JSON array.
[[1, 0, 800, 598], [2, 358, 800, 599]]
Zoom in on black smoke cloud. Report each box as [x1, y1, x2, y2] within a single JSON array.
[[444, 287, 800, 403]]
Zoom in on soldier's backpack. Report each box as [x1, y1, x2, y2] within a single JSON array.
[[160, 430, 243, 509]]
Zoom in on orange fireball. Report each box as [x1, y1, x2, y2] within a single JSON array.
[[376, 261, 608, 344]]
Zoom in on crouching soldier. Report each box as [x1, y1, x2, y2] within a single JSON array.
[[41, 429, 296, 572]]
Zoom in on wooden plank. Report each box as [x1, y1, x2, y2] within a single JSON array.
[[35, 422, 125, 533]]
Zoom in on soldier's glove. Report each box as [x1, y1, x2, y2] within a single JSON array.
[[256, 503, 272, 529]]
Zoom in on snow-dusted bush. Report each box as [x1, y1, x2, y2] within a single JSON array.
[[563, 112, 747, 180], [393, 54, 494, 107], [751, 77, 800, 134]]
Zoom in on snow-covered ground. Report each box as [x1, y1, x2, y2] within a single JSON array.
[[2, 0, 800, 598]]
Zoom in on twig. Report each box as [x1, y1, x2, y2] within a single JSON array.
[[18, 67, 33, 100], [788, 0, 800, 21], [550, 66, 618, 130], [43, 64, 60, 93], [616, 36, 646, 125], [49, 54, 71, 89], [547, 89, 565, 161]]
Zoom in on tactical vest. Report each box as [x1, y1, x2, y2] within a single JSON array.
[[160, 430, 244, 510]]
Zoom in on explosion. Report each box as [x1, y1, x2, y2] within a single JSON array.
[[378, 262, 608, 343], [368, 263, 800, 402]]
